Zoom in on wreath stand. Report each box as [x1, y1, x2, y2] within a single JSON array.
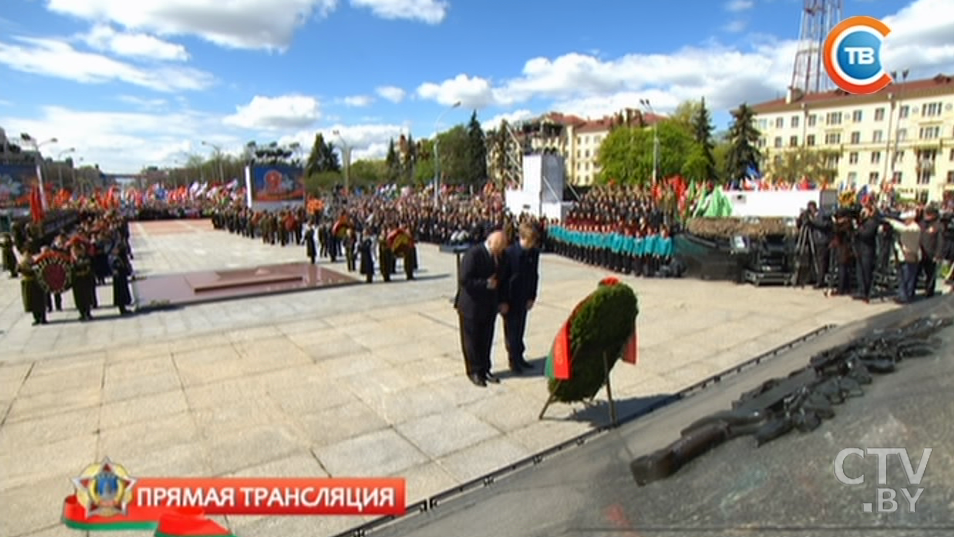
[[538, 352, 618, 426]]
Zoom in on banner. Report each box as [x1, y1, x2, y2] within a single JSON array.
[[0, 164, 38, 210], [249, 165, 304, 203], [62, 459, 406, 536]]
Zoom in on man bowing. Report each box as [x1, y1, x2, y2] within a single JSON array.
[[455, 230, 508, 387], [501, 222, 540, 374]]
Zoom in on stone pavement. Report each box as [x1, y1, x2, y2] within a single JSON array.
[[0, 220, 900, 537]]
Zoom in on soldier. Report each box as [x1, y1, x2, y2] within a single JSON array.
[[358, 231, 375, 283], [344, 229, 357, 272], [70, 243, 96, 321], [304, 223, 317, 264], [378, 231, 393, 282], [18, 250, 47, 325], [111, 244, 134, 315], [1, 233, 17, 278]]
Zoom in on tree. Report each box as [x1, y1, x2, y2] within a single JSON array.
[[690, 97, 718, 181], [305, 133, 339, 177], [402, 133, 417, 184], [348, 159, 388, 185], [671, 100, 702, 128], [385, 139, 401, 183], [596, 120, 695, 184], [764, 147, 840, 183], [725, 104, 763, 183], [435, 125, 470, 184], [487, 122, 511, 185], [413, 139, 436, 185], [464, 111, 488, 185]]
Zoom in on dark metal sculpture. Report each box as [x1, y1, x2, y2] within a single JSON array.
[[630, 316, 952, 486]]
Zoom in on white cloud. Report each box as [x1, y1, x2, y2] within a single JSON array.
[[279, 123, 407, 160], [342, 95, 373, 107], [724, 20, 747, 33], [82, 24, 189, 61], [45, 0, 445, 52], [0, 36, 214, 92], [725, 0, 754, 12], [483, 110, 534, 131], [223, 95, 322, 130], [117, 95, 168, 110], [376, 85, 407, 103], [414, 0, 954, 117], [349, 0, 448, 24]]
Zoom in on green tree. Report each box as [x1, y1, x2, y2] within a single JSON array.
[[725, 104, 763, 183], [304, 171, 343, 195], [385, 139, 401, 183], [402, 134, 417, 184], [464, 111, 488, 185], [436, 125, 470, 184], [764, 147, 840, 183], [413, 139, 436, 185], [690, 97, 718, 181], [305, 133, 339, 177], [597, 120, 695, 184], [671, 100, 701, 129], [487, 121, 510, 185], [349, 159, 388, 185]]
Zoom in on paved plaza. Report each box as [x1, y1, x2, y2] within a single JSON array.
[[0, 220, 900, 537]]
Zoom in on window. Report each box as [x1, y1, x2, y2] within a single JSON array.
[[847, 171, 858, 184], [757, 138, 766, 148], [922, 102, 942, 117], [869, 172, 879, 184], [758, 119, 768, 129], [775, 117, 784, 128], [950, 148, 954, 161], [896, 150, 905, 163], [874, 108, 885, 121], [789, 136, 798, 147], [852, 110, 863, 122], [774, 137, 782, 148], [871, 151, 881, 164], [824, 132, 841, 144], [576, 150, 581, 158], [897, 128, 907, 141], [948, 171, 954, 184], [576, 162, 580, 169], [850, 131, 861, 144], [826, 112, 842, 125], [892, 171, 902, 184], [899, 105, 909, 119], [849, 152, 859, 164], [918, 191, 929, 203], [791, 115, 800, 128], [918, 171, 931, 185], [920, 126, 941, 139], [594, 135, 602, 144], [806, 134, 816, 146], [584, 149, 590, 157], [872, 130, 883, 143], [808, 114, 817, 127], [585, 162, 590, 170], [584, 136, 590, 143]]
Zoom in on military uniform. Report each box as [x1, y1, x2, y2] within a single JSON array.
[[1, 234, 16, 278], [71, 251, 96, 321], [19, 256, 46, 325], [378, 234, 393, 282], [358, 236, 374, 283]]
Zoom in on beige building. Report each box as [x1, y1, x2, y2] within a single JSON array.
[[752, 74, 954, 203], [489, 110, 665, 186]]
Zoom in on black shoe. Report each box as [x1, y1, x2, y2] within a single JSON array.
[[468, 374, 486, 387], [484, 373, 501, 384], [509, 364, 523, 374], [516, 359, 534, 370]]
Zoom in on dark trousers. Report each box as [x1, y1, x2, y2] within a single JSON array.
[[857, 247, 875, 298], [837, 262, 852, 295], [899, 262, 918, 303], [459, 313, 494, 377], [814, 245, 830, 286], [503, 306, 528, 366], [919, 258, 938, 297]]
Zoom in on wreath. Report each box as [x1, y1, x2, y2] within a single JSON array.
[[387, 229, 414, 256], [332, 217, 352, 239], [34, 251, 73, 294], [545, 277, 639, 403]]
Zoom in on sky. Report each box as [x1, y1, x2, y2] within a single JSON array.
[[0, 0, 952, 174]]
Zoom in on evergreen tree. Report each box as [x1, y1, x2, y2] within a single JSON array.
[[690, 97, 718, 181], [385, 139, 402, 183], [402, 133, 417, 184], [304, 133, 339, 176], [464, 111, 488, 185], [725, 104, 763, 183]]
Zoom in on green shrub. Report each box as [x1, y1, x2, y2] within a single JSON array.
[[548, 280, 638, 403]]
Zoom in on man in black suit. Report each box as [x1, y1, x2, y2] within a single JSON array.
[[500, 222, 540, 373], [455, 230, 508, 387]]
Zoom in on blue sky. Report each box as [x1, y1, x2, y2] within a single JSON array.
[[0, 0, 951, 173]]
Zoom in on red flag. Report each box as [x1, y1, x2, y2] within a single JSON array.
[[622, 325, 638, 364], [548, 320, 572, 380], [29, 185, 44, 223]]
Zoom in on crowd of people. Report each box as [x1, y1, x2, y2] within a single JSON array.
[[2, 211, 135, 325]]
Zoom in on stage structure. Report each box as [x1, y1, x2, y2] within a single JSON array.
[[505, 154, 572, 220], [244, 164, 305, 210], [724, 189, 838, 217], [789, 0, 843, 97]]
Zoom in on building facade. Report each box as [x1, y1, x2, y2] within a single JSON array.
[[752, 74, 954, 203]]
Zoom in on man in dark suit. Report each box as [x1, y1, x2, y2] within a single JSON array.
[[500, 222, 540, 373], [455, 230, 508, 387]]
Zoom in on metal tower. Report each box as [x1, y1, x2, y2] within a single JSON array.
[[790, 0, 843, 96]]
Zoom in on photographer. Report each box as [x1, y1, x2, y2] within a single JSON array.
[[830, 208, 856, 296], [798, 201, 833, 287], [884, 211, 922, 304], [919, 206, 943, 298], [855, 205, 880, 302], [941, 210, 954, 286]]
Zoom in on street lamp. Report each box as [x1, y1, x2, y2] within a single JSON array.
[[332, 130, 353, 193], [201, 140, 225, 183], [889, 69, 910, 186], [638, 99, 659, 184], [57, 148, 75, 190], [434, 101, 462, 204], [20, 133, 57, 209]]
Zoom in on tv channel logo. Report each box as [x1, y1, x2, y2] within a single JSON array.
[[824, 16, 893, 95]]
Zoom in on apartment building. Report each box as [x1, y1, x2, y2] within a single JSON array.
[[752, 74, 954, 203], [492, 110, 665, 186]]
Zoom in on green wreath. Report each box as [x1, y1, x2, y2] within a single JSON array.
[[546, 278, 639, 403]]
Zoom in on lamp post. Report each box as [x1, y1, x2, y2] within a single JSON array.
[[639, 99, 659, 184], [332, 130, 352, 193], [201, 140, 225, 183], [889, 69, 910, 187], [57, 148, 75, 190], [20, 133, 58, 209], [433, 101, 462, 204]]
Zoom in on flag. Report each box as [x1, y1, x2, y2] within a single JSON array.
[[622, 325, 638, 364], [545, 319, 573, 380], [29, 184, 44, 223]]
